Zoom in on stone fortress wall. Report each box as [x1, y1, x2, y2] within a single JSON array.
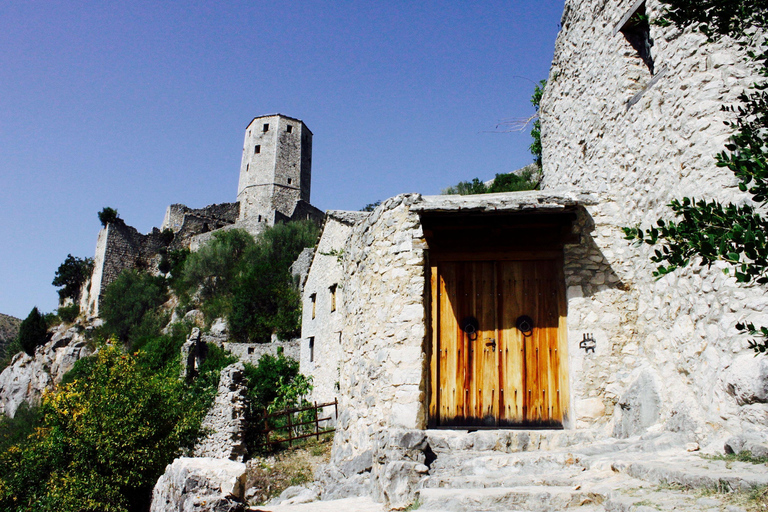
[[81, 114, 322, 317], [540, 0, 767, 438]]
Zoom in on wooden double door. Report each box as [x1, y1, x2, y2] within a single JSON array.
[[429, 258, 568, 428]]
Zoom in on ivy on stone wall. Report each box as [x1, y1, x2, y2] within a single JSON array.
[[623, 1, 768, 353]]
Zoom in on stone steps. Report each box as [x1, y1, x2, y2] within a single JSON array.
[[416, 431, 763, 511], [425, 429, 601, 455], [418, 485, 603, 512]]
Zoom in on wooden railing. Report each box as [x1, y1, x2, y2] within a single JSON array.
[[261, 398, 338, 447]]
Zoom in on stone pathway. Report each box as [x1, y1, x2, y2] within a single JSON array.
[[262, 430, 768, 512], [255, 496, 385, 512]]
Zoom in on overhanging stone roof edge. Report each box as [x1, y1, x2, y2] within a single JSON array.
[[411, 189, 598, 213]]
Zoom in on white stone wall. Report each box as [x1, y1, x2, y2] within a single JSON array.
[[541, 0, 768, 439], [300, 213, 362, 411], [326, 195, 428, 480]]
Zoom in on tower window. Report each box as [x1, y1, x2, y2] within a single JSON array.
[[309, 337, 315, 362], [310, 293, 317, 319], [254, 145, 260, 154], [263, 123, 269, 132], [287, 178, 292, 185], [246, 164, 249, 172], [617, 1, 654, 74], [286, 125, 293, 133], [329, 284, 337, 312]]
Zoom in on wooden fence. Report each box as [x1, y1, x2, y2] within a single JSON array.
[[261, 398, 338, 447]]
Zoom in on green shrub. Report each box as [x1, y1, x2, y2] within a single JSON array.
[[56, 303, 80, 324], [176, 229, 255, 302], [18, 307, 48, 356], [100, 270, 168, 343], [0, 344, 185, 512], [52, 254, 94, 302], [228, 221, 319, 342], [441, 177, 488, 195], [97, 207, 119, 227], [487, 166, 539, 193], [0, 402, 41, 454]]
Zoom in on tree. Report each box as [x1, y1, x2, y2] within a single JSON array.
[[624, 0, 768, 352], [0, 344, 185, 512], [52, 254, 94, 302], [529, 79, 545, 167], [97, 207, 120, 227], [18, 307, 47, 356]]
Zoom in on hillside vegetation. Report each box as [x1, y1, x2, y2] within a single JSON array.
[[0, 222, 319, 511], [0, 314, 20, 349]]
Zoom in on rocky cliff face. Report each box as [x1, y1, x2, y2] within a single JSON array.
[[0, 323, 92, 417]]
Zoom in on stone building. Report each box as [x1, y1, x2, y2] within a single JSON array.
[[81, 114, 322, 316], [300, 211, 369, 417], [300, 0, 768, 502]]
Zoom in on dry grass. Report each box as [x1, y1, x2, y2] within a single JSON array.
[[245, 437, 333, 505]]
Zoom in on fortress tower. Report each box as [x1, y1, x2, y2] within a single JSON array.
[[237, 114, 313, 225]]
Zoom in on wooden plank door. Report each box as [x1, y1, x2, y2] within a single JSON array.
[[497, 260, 566, 426], [430, 258, 567, 428]]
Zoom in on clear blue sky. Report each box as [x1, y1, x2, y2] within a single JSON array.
[[0, 0, 564, 319]]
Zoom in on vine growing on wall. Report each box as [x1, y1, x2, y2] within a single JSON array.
[[623, 1, 768, 352]]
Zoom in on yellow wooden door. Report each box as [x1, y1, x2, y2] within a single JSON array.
[[430, 259, 567, 428]]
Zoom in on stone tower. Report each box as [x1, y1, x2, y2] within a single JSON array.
[[236, 114, 313, 225]]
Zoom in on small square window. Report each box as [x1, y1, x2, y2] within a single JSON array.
[[248, 347, 255, 354], [255, 145, 260, 154], [309, 337, 315, 362], [263, 123, 269, 132], [286, 125, 293, 133]]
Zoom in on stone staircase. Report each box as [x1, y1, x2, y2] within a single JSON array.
[[415, 430, 768, 512]]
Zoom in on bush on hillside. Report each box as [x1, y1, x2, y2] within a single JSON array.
[[100, 270, 168, 343], [18, 307, 48, 356], [173, 222, 319, 342], [56, 303, 80, 324], [228, 221, 319, 342], [441, 166, 539, 196]]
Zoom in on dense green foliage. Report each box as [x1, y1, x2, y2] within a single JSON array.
[[52, 254, 94, 303], [624, 1, 768, 352], [175, 222, 319, 342], [100, 271, 168, 344], [56, 304, 80, 324], [441, 165, 540, 195], [97, 207, 120, 227], [529, 80, 545, 166], [18, 307, 48, 356], [0, 340, 225, 512], [243, 352, 313, 451]]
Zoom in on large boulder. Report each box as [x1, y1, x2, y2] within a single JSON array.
[[150, 457, 247, 512], [612, 367, 663, 439], [724, 354, 768, 405], [0, 324, 91, 417]]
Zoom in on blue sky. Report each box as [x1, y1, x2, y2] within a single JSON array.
[[0, 0, 564, 319]]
